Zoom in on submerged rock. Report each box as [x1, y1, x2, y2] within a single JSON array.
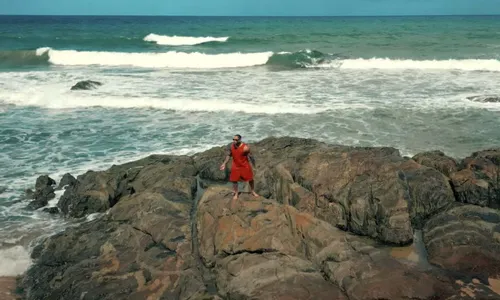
[[27, 175, 55, 210], [467, 95, 500, 103], [42, 207, 59, 214], [70, 80, 102, 91]]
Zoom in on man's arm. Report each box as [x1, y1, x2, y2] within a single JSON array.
[[220, 144, 232, 170], [243, 145, 256, 166]]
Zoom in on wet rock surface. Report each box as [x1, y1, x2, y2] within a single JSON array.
[[70, 80, 102, 90], [18, 137, 500, 299]]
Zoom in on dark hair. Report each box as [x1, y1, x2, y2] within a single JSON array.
[[234, 134, 242, 140]]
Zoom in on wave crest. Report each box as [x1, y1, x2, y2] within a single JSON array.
[[1, 47, 499, 71], [267, 49, 340, 69], [37, 47, 272, 69], [0, 49, 50, 67], [144, 33, 229, 46]]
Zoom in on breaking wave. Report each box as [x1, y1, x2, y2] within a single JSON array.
[[144, 33, 229, 46], [35, 47, 272, 69], [2, 47, 500, 71], [0, 49, 50, 67]]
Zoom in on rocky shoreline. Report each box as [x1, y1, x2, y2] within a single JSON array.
[[16, 136, 500, 299]]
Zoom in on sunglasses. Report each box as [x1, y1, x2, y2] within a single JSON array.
[[233, 139, 239, 141]]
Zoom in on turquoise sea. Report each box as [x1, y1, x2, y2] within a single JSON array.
[[1, 15, 500, 275]]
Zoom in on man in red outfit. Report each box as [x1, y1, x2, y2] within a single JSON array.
[[220, 134, 259, 200]]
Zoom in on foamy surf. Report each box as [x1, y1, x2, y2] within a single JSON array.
[[0, 246, 32, 276], [0, 89, 330, 114], [36, 47, 272, 69], [144, 33, 229, 46], [338, 58, 500, 71]]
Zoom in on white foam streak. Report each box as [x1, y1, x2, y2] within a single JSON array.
[[2, 91, 327, 114], [144, 33, 228, 46], [47, 189, 65, 208], [0, 246, 32, 276], [339, 58, 500, 71], [37, 47, 271, 69]]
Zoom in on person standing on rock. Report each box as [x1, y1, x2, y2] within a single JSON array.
[[220, 134, 259, 200]]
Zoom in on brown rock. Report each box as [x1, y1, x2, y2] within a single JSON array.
[[21, 137, 500, 300], [423, 204, 500, 278], [412, 150, 459, 177], [57, 169, 129, 217], [217, 253, 347, 300], [21, 161, 212, 300], [22, 191, 209, 300], [253, 142, 454, 243], [194, 137, 456, 244], [450, 149, 500, 209], [57, 154, 196, 218], [197, 186, 456, 300], [193, 146, 231, 183]]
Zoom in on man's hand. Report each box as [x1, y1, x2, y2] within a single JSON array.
[[243, 145, 250, 155], [221, 154, 230, 171]]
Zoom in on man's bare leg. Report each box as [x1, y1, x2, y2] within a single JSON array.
[[232, 182, 239, 200], [249, 180, 259, 197]]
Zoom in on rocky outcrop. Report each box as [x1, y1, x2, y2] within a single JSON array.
[[70, 80, 102, 91], [450, 149, 500, 209], [18, 137, 500, 299], [56, 173, 76, 190], [423, 204, 500, 278], [27, 175, 55, 210], [200, 137, 455, 244], [197, 187, 458, 300], [467, 95, 500, 103], [412, 150, 458, 177], [57, 155, 196, 218], [21, 187, 210, 299]]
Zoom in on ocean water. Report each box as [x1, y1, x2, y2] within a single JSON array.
[[1, 15, 500, 275]]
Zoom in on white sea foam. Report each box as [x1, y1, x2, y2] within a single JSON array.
[[47, 189, 65, 208], [144, 33, 229, 46], [0, 246, 32, 276], [36, 47, 271, 69], [0, 83, 330, 114]]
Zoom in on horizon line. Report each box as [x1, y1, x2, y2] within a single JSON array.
[[1, 13, 500, 17]]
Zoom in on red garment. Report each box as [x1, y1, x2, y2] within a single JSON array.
[[229, 142, 253, 182]]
